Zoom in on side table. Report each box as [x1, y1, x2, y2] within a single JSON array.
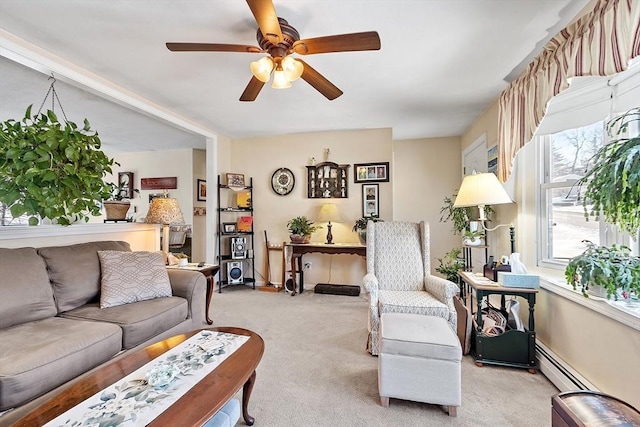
[[458, 270, 538, 372], [167, 263, 220, 325]]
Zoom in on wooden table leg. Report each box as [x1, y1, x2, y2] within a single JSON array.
[[205, 275, 214, 325], [242, 370, 257, 426], [290, 254, 299, 296]]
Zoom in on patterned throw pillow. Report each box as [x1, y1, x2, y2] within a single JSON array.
[[98, 251, 172, 308]]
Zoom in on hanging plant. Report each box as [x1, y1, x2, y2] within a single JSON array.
[[0, 105, 115, 225], [575, 108, 640, 236]]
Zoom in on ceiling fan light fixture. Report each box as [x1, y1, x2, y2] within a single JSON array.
[[281, 56, 303, 81], [272, 68, 292, 89], [250, 56, 274, 83]]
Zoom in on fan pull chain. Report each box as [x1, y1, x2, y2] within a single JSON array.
[[36, 74, 70, 123]]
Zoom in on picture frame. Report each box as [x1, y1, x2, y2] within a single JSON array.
[[223, 222, 237, 234], [226, 173, 245, 187], [362, 184, 379, 217], [353, 162, 390, 183], [197, 179, 207, 201]]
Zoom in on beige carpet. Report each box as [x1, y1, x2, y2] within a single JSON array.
[[211, 285, 558, 427]]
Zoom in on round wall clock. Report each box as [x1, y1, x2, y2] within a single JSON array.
[[271, 168, 295, 196]]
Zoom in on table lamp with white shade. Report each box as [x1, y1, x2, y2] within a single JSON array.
[[453, 172, 516, 253]]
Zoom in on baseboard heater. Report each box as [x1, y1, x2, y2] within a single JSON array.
[[536, 342, 598, 393], [314, 283, 360, 296]]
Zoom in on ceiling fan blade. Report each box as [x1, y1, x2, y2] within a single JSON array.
[[297, 59, 343, 101], [240, 76, 265, 102], [292, 31, 381, 55], [166, 43, 262, 53], [246, 0, 283, 45]]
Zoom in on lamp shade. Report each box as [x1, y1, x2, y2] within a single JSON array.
[[317, 203, 342, 223], [282, 56, 303, 81], [145, 198, 185, 225], [271, 69, 292, 89], [453, 173, 513, 208], [250, 56, 274, 83]]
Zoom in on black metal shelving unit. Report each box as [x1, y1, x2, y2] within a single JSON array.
[[216, 175, 255, 292]]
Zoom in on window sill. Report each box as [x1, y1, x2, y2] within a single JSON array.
[[529, 267, 640, 331]]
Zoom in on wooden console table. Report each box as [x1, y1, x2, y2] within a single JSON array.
[[286, 243, 366, 296]]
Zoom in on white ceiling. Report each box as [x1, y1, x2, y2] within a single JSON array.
[[0, 0, 590, 152]]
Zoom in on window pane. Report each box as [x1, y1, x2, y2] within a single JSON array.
[[546, 188, 600, 259], [549, 121, 604, 183]]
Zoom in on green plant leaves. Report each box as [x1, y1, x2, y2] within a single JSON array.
[[0, 106, 115, 225], [575, 108, 640, 236], [565, 240, 640, 300]]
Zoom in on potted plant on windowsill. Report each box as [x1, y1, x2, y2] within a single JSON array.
[[286, 216, 322, 244], [566, 108, 640, 301], [104, 182, 140, 221], [565, 240, 640, 300], [352, 214, 382, 244], [0, 106, 115, 225]]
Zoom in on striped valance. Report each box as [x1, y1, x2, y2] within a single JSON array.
[[497, 0, 640, 182]]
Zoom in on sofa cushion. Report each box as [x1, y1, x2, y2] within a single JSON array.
[[38, 241, 131, 313], [60, 297, 188, 349], [0, 247, 57, 329], [98, 250, 172, 308], [0, 317, 122, 411], [378, 289, 450, 320]]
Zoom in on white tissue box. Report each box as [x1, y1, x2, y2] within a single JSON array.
[[497, 272, 540, 289]]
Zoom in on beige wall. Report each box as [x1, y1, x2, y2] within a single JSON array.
[[229, 128, 392, 287], [393, 137, 462, 270]]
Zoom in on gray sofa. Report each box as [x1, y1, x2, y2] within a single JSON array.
[[0, 241, 207, 425]]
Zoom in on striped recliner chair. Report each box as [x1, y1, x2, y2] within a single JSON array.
[[363, 221, 459, 355]]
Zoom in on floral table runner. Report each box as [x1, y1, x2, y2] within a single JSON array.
[[45, 330, 249, 427]]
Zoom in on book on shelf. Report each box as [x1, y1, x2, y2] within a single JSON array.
[[236, 191, 251, 208], [237, 216, 253, 232]]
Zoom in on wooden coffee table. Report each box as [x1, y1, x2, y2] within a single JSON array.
[[14, 327, 264, 427]]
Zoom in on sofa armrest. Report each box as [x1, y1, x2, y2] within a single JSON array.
[[167, 269, 207, 326]]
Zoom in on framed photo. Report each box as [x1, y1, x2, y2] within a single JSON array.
[[223, 222, 237, 234], [362, 184, 379, 217], [354, 162, 390, 183], [226, 173, 245, 187], [197, 179, 207, 201]]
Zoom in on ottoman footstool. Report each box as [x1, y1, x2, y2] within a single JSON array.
[[378, 313, 462, 416]]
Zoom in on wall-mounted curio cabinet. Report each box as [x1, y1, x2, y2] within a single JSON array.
[[306, 162, 349, 199]]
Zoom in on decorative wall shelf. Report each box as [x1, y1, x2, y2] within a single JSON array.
[[306, 162, 349, 199]]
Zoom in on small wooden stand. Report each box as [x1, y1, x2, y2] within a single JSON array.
[[260, 231, 284, 292]]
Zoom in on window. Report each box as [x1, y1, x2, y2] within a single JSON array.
[[0, 202, 29, 226], [538, 115, 639, 268]]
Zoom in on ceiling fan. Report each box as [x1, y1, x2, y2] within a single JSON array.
[[166, 0, 381, 101]]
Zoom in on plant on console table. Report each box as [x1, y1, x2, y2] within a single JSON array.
[[565, 240, 640, 300], [104, 182, 140, 221], [352, 214, 382, 244], [0, 106, 115, 225], [287, 216, 322, 244]]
